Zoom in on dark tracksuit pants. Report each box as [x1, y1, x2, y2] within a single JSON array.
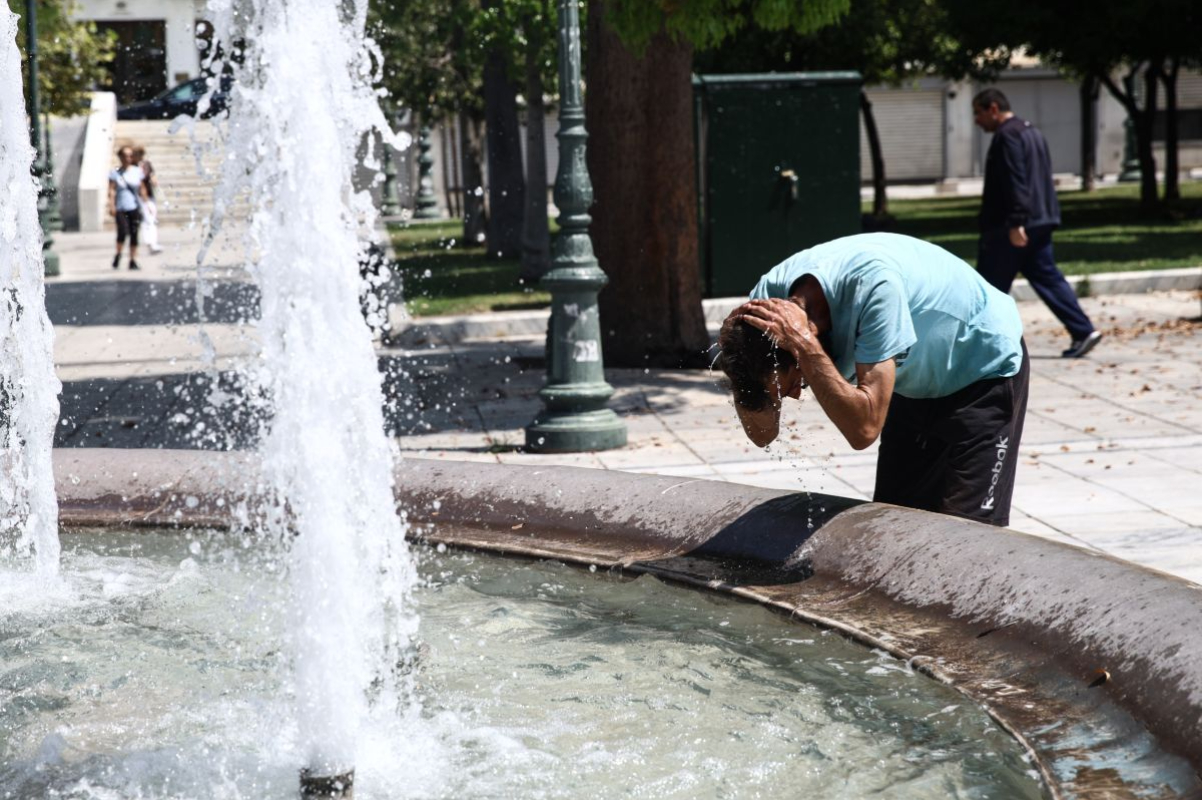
[[977, 225, 1094, 341], [874, 341, 1029, 528]]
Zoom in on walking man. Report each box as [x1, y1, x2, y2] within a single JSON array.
[[972, 88, 1101, 358], [719, 232, 1028, 527]]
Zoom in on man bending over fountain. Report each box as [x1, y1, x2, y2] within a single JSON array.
[[718, 232, 1028, 527]]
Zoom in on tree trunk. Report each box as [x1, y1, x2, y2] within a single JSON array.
[[518, 27, 551, 282], [1137, 64, 1160, 213], [859, 90, 889, 222], [459, 111, 487, 245], [1100, 67, 1160, 215], [441, 118, 458, 218], [1161, 58, 1180, 202], [483, 47, 526, 258], [1079, 76, 1097, 192], [586, 0, 710, 368]]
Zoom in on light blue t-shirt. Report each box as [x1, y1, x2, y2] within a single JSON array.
[[109, 166, 144, 212], [750, 233, 1023, 399]]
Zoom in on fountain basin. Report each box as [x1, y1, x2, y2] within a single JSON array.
[[51, 449, 1202, 799], [3, 527, 1049, 798]]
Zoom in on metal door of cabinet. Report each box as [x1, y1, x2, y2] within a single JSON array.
[[696, 73, 862, 298]]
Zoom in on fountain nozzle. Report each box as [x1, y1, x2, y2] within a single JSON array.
[[300, 768, 354, 799]]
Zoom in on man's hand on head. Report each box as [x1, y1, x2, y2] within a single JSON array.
[[738, 298, 818, 361]]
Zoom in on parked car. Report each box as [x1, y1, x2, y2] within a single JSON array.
[[117, 75, 233, 120]]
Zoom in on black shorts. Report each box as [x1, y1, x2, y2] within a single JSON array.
[[116, 209, 141, 245], [873, 340, 1029, 527]]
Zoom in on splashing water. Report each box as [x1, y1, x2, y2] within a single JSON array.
[[199, 0, 417, 778], [0, 9, 61, 577]]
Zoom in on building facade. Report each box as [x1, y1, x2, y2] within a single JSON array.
[[74, 0, 205, 104]]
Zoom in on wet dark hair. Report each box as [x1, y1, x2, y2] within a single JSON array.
[[972, 88, 1010, 113], [716, 315, 796, 412]]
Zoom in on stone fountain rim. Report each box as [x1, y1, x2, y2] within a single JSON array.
[[53, 448, 1202, 800]]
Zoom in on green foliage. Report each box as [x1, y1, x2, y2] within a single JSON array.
[[370, 0, 558, 118], [696, 0, 1005, 84], [606, 0, 852, 54], [369, 0, 484, 117], [473, 0, 558, 90], [8, 0, 116, 116], [942, 0, 1200, 80]]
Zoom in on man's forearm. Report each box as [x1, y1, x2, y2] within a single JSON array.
[[795, 349, 889, 450]]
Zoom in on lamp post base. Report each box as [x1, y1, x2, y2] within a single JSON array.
[[526, 409, 627, 453], [299, 768, 354, 799], [1117, 166, 1141, 183]]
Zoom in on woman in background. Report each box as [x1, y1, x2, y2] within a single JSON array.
[[132, 146, 162, 255], [107, 145, 147, 270]]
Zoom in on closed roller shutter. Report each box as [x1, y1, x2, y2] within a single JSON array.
[[1178, 70, 1202, 107], [859, 88, 945, 181]]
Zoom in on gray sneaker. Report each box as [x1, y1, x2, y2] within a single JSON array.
[[1062, 330, 1102, 358]]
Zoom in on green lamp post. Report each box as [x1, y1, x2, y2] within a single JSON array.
[[43, 113, 63, 232], [380, 103, 402, 217], [413, 123, 439, 219], [524, 0, 626, 453], [24, 0, 59, 277]]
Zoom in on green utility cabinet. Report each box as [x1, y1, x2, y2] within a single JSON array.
[[695, 73, 862, 298]]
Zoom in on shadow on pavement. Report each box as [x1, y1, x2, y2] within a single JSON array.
[[47, 280, 259, 326], [55, 336, 722, 449], [57, 371, 264, 450]]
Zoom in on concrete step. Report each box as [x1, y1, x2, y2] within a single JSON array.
[[111, 119, 233, 230]]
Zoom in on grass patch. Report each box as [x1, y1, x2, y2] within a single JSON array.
[[878, 181, 1202, 275], [392, 183, 1202, 318], [388, 220, 551, 317]]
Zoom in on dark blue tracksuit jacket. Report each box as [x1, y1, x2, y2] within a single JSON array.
[[979, 116, 1061, 233]]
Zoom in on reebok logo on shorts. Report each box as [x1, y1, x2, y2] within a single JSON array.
[[980, 436, 1010, 510]]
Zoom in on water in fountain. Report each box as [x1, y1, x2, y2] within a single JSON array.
[[197, 0, 418, 781], [0, 9, 62, 579]]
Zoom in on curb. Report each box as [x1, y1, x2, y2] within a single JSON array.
[[384, 266, 1201, 346]]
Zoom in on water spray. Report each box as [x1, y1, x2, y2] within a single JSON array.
[[199, 0, 418, 791]]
